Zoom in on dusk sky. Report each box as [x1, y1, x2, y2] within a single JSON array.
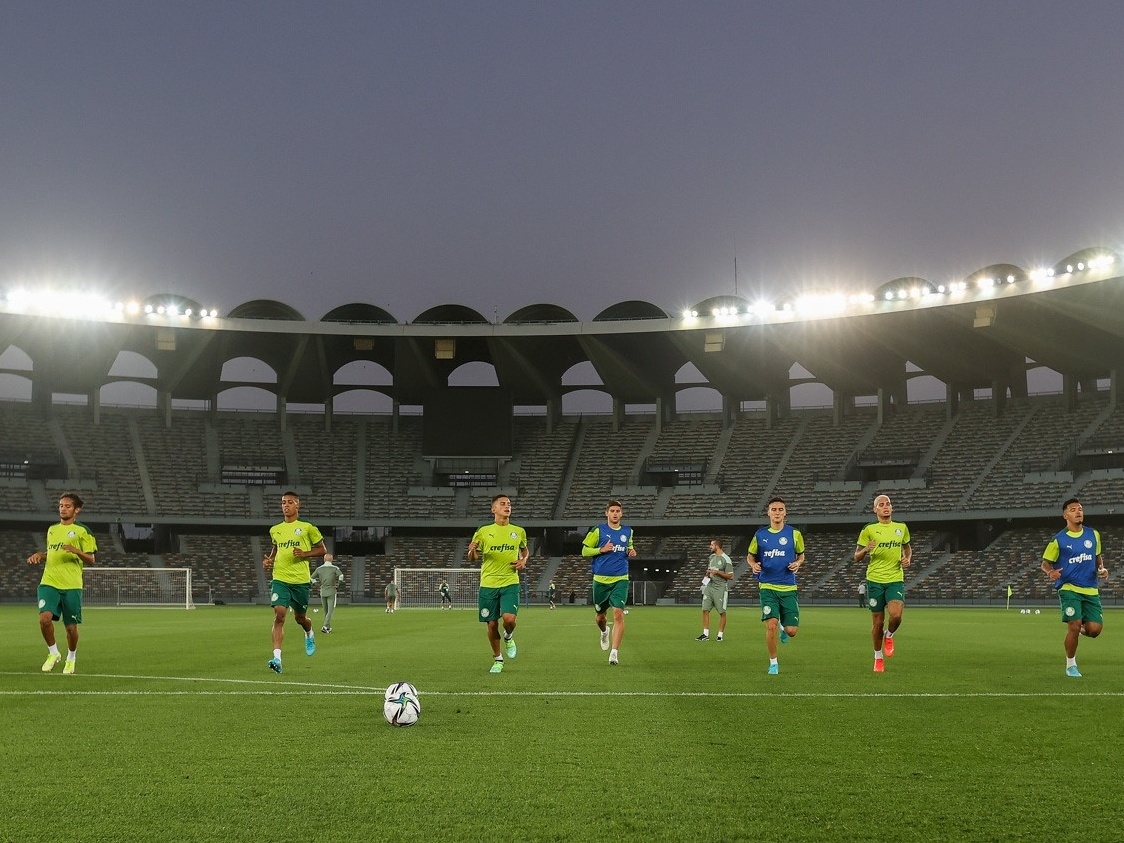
[[3, 2, 1123, 323]]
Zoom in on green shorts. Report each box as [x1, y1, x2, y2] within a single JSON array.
[[1058, 590, 1103, 625], [593, 579, 629, 613], [701, 589, 728, 613], [38, 585, 82, 625], [271, 581, 310, 613], [760, 589, 800, 627], [478, 584, 520, 622], [866, 580, 905, 613]]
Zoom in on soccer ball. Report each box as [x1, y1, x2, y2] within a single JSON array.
[[383, 682, 421, 727]]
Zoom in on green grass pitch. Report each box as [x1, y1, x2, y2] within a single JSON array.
[[3, 604, 1122, 842]]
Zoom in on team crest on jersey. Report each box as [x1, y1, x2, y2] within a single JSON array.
[[67, 530, 76, 538], [618, 533, 626, 542], [779, 536, 788, 546], [894, 529, 902, 536], [1084, 540, 1093, 549], [509, 531, 518, 541], [294, 527, 303, 535]]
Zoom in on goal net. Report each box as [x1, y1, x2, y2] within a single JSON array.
[[392, 568, 481, 609], [83, 567, 195, 609]]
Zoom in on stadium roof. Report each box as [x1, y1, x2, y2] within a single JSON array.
[[2, 248, 1123, 412]]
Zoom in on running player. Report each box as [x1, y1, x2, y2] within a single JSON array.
[[263, 491, 326, 673], [468, 494, 529, 673], [855, 494, 911, 673], [27, 493, 98, 675]]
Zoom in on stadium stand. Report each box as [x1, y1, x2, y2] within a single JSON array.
[[3, 390, 1122, 606]]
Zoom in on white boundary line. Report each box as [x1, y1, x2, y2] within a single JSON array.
[[0, 672, 1121, 697]]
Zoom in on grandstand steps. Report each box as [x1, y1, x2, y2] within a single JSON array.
[[203, 419, 220, 480], [46, 417, 77, 479], [848, 417, 882, 474], [705, 423, 734, 486], [535, 556, 564, 591], [354, 418, 368, 517], [754, 414, 812, 514], [454, 487, 469, 518], [554, 418, 587, 518], [27, 479, 52, 512], [914, 413, 957, 477], [1072, 396, 1118, 460], [955, 403, 1040, 509], [247, 486, 264, 518], [126, 416, 157, 515], [633, 421, 661, 480], [904, 549, 954, 593]]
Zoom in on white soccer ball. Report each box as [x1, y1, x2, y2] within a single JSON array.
[[1035, 609, 1041, 615], [383, 682, 421, 727]]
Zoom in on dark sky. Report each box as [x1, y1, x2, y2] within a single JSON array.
[[3, 2, 1122, 322]]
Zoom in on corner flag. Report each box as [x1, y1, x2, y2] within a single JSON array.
[[1006, 584, 1012, 610]]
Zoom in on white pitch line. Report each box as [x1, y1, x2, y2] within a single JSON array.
[[0, 672, 1121, 699], [0, 691, 1122, 698]]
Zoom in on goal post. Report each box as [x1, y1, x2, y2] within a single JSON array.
[[392, 568, 481, 609], [83, 567, 195, 609]]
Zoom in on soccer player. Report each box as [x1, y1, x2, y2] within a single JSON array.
[[696, 538, 734, 641], [467, 494, 528, 674], [748, 498, 804, 674], [262, 491, 326, 674], [439, 577, 452, 609], [310, 553, 344, 633], [582, 500, 636, 666], [855, 494, 911, 673], [27, 492, 98, 675], [547, 579, 557, 610], [1040, 497, 1109, 677], [384, 580, 398, 613]]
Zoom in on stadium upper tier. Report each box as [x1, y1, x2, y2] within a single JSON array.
[[1, 393, 1122, 528], [1, 246, 1122, 412]]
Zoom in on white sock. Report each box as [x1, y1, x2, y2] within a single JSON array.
[[717, 633, 723, 640], [885, 631, 894, 639], [703, 628, 709, 636], [273, 649, 282, 660], [875, 650, 884, 660], [1066, 657, 1077, 668], [306, 630, 314, 639], [609, 648, 619, 658], [770, 657, 778, 666], [67, 650, 77, 661], [48, 645, 60, 656]]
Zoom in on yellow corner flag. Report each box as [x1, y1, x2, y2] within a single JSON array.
[[1006, 584, 1012, 610], [1007, 585, 1013, 597]]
